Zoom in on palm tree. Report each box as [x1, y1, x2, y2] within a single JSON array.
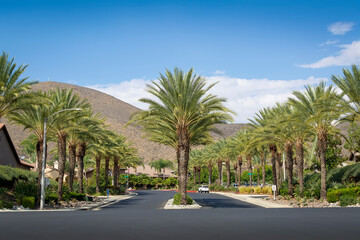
[[250, 108, 280, 194], [332, 64, 360, 120], [75, 112, 106, 193], [9, 91, 53, 204], [289, 82, 346, 199], [129, 68, 234, 204], [49, 88, 90, 200], [149, 159, 174, 179], [0, 52, 35, 119]]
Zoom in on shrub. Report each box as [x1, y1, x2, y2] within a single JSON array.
[[0, 165, 38, 188], [173, 193, 193, 205], [0, 200, 13, 209], [14, 180, 38, 203], [63, 192, 86, 201], [46, 193, 58, 204], [22, 196, 35, 209], [339, 195, 357, 207], [326, 187, 360, 203], [327, 189, 340, 203], [327, 163, 360, 184]]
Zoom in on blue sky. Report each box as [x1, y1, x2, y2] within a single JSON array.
[[1, 0, 360, 122]]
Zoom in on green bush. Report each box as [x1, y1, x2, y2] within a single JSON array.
[[22, 196, 35, 209], [339, 195, 357, 207], [0, 165, 38, 188], [14, 180, 38, 203], [327, 163, 360, 183], [0, 199, 13, 209], [173, 193, 193, 205], [63, 192, 86, 201], [46, 192, 58, 204], [326, 187, 360, 203]]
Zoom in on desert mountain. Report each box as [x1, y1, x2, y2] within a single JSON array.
[[4, 81, 247, 166]]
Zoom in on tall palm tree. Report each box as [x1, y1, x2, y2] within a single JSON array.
[[0, 52, 35, 119], [75, 112, 106, 193], [49, 88, 90, 200], [9, 91, 53, 204], [129, 68, 234, 204], [249, 108, 280, 194], [289, 82, 346, 199]]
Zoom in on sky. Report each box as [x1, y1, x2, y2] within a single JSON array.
[[1, 0, 360, 122]]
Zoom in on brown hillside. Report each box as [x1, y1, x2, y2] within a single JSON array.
[[4, 81, 246, 165]]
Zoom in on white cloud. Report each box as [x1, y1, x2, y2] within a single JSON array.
[[87, 78, 154, 110], [214, 70, 226, 75], [87, 75, 326, 123], [328, 22, 354, 35], [205, 76, 326, 122], [299, 40, 360, 68], [320, 40, 338, 47]]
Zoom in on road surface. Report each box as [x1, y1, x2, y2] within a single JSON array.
[[0, 190, 359, 240]]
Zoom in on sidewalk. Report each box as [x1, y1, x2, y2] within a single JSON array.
[[213, 192, 292, 208], [0, 194, 135, 212]]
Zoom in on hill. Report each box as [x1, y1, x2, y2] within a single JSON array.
[[3, 81, 247, 167]]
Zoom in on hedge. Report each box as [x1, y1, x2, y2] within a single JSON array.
[[327, 187, 360, 203], [0, 165, 37, 188]]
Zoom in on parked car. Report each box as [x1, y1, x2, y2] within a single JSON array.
[[198, 185, 209, 193], [231, 183, 238, 188]]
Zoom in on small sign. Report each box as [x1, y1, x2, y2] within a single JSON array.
[[44, 177, 50, 188], [272, 185, 277, 191], [124, 175, 128, 178], [248, 173, 253, 175]]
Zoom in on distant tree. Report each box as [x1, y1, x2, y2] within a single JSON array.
[[149, 159, 174, 177]]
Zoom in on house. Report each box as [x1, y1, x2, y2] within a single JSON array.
[[0, 124, 34, 171]]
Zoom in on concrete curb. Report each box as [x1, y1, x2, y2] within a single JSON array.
[[213, 192, 292, 208], [0, 194, 135, 213], [164, 199, 201, 210]]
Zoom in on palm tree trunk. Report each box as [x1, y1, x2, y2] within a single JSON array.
[[193, 167, 197, 184], [318, 130, 327, 199], [68, 144, 76, 192], [105, 156, 110, 189], [261, 152, 265, 188], [295, 139, 304, 195], [285, 141, 294, 196], [247, 155, 252, 192], [269, 144, 277, 194], [208, 163, 212, 185], [217, 160, 222, 185], [197, 167, 201, 184], [234, 162, 238, 185], [225, 160, 230, 187], [177, 146, 190, 205], [36, 139, 45, 207], [57, 134, 67, 201], [95, 155, 101, 193], [76, 142, 86, 193], [113, 157, 119, 187], [276, 152, 281, 195], [238, 156, 242, 186]]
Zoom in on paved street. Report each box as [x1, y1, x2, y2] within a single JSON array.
[[1, 190, 359, 240]]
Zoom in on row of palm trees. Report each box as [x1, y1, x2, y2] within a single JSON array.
[[188, 65, 360, 200], [0, 52, 142, 204]]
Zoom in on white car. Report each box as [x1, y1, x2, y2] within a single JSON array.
[[198, 185, 209, 193]]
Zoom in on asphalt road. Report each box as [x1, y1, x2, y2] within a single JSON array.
[[1, 190, 359, 240]]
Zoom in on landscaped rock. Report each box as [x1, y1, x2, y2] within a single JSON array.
[[164, 199, 201, 209]]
